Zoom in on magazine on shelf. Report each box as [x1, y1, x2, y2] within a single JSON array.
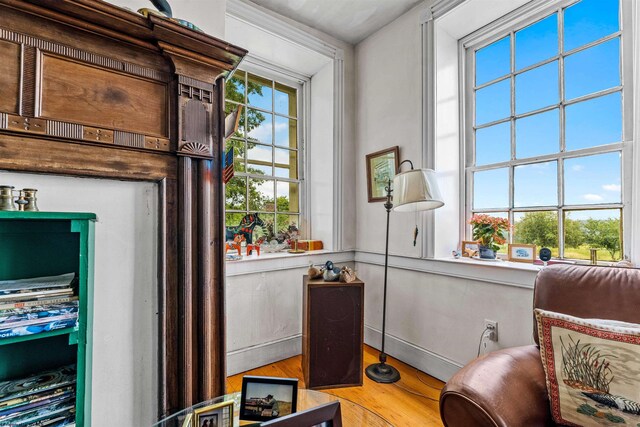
[[0, 398, 75, 426], [0, 274, 75, 293], [31, 410, 76, 427], [0, 296, 78, 312], [0, 313, 78, 330], [0, 385, 75, 411], [0, 317, 78, 339], [0, 289, 74, 303], [0, 366, 76, 403], [0, 302, 79, 325], [0, 391, 75, 418]]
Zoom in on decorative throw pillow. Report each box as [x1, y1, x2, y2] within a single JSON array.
[[535, 309, 640, 426]]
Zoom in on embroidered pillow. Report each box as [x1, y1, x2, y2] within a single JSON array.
[[535, 309, 640, 426]]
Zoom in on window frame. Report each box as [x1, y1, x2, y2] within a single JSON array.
[[224, 61, 309, 238], [459, 0, 634, 261]]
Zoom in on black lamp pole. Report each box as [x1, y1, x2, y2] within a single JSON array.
[[365, 177, 401, 383]]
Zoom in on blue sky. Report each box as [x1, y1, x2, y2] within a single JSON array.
[[473, 0, 621, 216]]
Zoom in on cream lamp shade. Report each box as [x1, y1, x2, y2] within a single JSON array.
[[392, 168, 444, 212]]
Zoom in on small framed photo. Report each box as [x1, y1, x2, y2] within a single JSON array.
[[240, 376, 298, 422], [508, 243, 536, 263], [193, 400, 234, 427], [366, 146, 400, 202], [461, 241, 479, 258]]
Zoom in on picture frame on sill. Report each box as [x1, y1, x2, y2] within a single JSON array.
[[240, 376, 298, 422], [193, 400, 234, 427], [366, 146, 400, 202], [461, 241, 480, 258], [508, 243, 536, 263]]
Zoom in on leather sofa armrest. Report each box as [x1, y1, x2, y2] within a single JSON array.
[[440, 345, 554, 427]]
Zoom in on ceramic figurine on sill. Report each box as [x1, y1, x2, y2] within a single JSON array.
[[225, 234, 245, 256], [308, 264, 323, 279], [246, 236, 265, 256], [323, 261, 341, 282], [225, 213, 265, 244]]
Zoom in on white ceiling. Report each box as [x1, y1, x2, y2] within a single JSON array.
[[248, 0, 424, 44]]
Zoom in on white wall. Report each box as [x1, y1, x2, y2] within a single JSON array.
[[106, 0, 226, 39], [354, 3, 539, 381], [0, 172, 158, 426]]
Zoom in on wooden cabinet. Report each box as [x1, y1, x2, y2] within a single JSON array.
[[302, 276, 364, 389], [0, 211, 95, 426]]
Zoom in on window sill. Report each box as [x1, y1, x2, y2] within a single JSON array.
[[225, 249, 355, 277], [439, 256, 542, 272]]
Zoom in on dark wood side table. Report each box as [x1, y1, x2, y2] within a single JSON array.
[[302, 275, 364, 389]]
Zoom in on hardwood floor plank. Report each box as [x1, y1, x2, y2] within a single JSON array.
[[227, 345, 445, 426]]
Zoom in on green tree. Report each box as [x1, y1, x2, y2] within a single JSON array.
[[514, 212, 558, 248], [564, 218, 586, 248], [583, 218, 621, 260]]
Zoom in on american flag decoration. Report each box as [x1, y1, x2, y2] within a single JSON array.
[[223, 146, 234, 184]]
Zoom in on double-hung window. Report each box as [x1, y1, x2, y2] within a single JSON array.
[[225, 70, 302, 240], [464, 0, 632, 261]]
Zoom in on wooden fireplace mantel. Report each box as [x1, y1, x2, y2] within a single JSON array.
[[0, 0, 247, 419]]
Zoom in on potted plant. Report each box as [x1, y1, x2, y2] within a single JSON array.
[[469, 214, 511, 259]]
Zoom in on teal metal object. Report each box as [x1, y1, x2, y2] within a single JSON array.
[[0, 211, 95, 426]]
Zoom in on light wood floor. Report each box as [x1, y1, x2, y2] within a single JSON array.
[[226, 345, 445, 427]]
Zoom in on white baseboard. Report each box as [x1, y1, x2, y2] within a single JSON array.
[[364, 326, 462, 382], [227, 335, 302, 376]]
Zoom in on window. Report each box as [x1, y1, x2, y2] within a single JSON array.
[[225, 70, 302, 241], [464, 0, 631, 262]]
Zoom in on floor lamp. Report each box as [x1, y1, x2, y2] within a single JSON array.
[[365, 160, 444, 383]]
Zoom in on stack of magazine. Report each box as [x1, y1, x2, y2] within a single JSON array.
[[0, 365, 76, 426], [0, 273, 79, 340]]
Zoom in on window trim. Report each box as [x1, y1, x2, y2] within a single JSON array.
[[225, 60, 311, 239], [459, 0, 634, 261]]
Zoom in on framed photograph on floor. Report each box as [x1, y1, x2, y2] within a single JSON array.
[[508, 243, 536, 263], [240, 376, 298, 422], [193, 400, 234, 427], [366, 146, 400, 202]]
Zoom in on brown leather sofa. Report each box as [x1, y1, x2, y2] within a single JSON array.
[[439, 264, 640, 427]]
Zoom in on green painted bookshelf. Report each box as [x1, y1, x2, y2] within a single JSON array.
[[0, 211, 95, 426]]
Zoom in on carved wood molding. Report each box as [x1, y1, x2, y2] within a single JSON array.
[[0, 114, 171, 153], [0, 27, 169, 82]]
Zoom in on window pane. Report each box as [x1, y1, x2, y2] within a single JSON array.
[[475, 122, 510, 166], [226, 212, 246, 229], [247, 73, 273, 110], [475, 36, 510, 86], [276, 181, 300, 213], [473, 168, 509, 209], [515, 109, 559, 159], [226, 138, 246, 173], [515, 14, 558, 70], [246, 110, 272, 144], [564, 209, 621, 261], [275, 116, 297, 149], [247, 143, 273, 175], [226, 71, 246, 104], [277, 214, 299, 235], [225, 177, 247, 211], [513, 211, 559, 257], [516, 61, 558, 114], [514, 161, 558, 207], [565, 38, 620, 100], [476, 79, 510, 125], [564, 152, 621, 205], [249, 178, 275, 212], [275, 82, 297, 117], [275, 148, 298, 179], [565, 92, 622, 151], [564, 0, 619, 52]]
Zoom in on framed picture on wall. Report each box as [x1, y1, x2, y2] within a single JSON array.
[[366, 146, 400, 202]]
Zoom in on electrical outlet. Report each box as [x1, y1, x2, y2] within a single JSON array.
[[484, 319, 498, 342]]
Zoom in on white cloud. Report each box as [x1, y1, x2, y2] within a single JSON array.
[[572, 164, 584, 172], [583, 194, 604, 201], [602, 184, 621, 192]]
